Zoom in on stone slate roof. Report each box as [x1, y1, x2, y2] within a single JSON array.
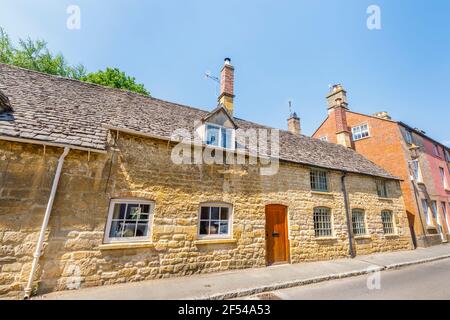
[[0, 63, 398, 180]]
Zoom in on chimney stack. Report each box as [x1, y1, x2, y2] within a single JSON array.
[[373, 111, 391, 120], [288, 112, 301, 136], [327, 85, 352, 148], [326, 84, 348, 114], [218, 58, 235, 116]]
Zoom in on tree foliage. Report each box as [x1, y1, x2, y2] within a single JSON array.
[[0, 28, 149, 96]]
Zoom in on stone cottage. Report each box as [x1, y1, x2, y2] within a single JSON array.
[[0, 60, 412, 299]]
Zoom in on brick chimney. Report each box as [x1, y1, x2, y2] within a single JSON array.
[[218, 58, 235, 116], [327, 85, 352, 148], [288, 112, 301, 136]]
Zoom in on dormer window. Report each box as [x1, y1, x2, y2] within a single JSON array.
[[205, 124, 234, 149]]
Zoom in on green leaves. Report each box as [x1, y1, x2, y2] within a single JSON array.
[[0, 28, 150, 96], [82, 68, 150, 96]]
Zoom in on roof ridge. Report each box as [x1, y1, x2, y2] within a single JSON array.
[[0, 62, 214, 114]]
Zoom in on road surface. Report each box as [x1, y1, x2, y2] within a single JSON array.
[[258, 259, 450, 300]]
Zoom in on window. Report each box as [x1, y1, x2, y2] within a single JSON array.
[[445, 149, 450, 162], [431, 201, 438, 220], [439, 167, 448, 189], [433, 144, 440, 157], [352, 209, 367, 236], [318, 136, 328, 142], [205, 124, 233, 149], [411, 160, 422, 182], [405, 130, 413, 145], [199, 203, 232, 238], [351, 124, 370, 141], [421, 199, 432, 226], [376, 180, 388, 198], [104, 199, 154, 243], [381, 210, 395, 235], [313, 207, 333, 237], [310, 169, 328, 192]]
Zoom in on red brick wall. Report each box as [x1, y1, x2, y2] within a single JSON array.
[[313, 112, 423, 236]]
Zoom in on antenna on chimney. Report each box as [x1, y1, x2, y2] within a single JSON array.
[[204, 71, 219, 83], [288, 100, 293, 115]]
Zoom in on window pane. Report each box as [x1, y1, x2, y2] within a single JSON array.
[[220, 207, 229, 220], [311, 170, 328, 192], [199, 221, 209, 235], [206, 125, 220, 146], [200, 207, 209, 220], [209, 221, 220, 235], [109, 221, 124, 238], [136, 223, 149, 237], [126, 204, 141, 220], [122, 221, 137, 237], [140, 204, 150, 213], [220, 222, 229, 235], [211, 207, 220, 220], [112, 203, 126, 219]]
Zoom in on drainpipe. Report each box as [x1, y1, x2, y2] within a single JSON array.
[[341, 172, 356, 258], [24, 146, 70, 299]]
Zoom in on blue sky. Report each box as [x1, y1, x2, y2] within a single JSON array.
[[1, 0, 449, 145]]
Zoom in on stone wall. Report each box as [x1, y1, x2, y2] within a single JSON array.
[[0, 133, 412, 299]]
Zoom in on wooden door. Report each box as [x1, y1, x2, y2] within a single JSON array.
[[265, 204, 289, 265]]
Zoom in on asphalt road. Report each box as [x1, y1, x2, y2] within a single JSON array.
[[265, 259, 450, 300]]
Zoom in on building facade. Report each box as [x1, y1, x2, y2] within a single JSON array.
[[313, 85, 450, 248], [0, 62, 412, 299]]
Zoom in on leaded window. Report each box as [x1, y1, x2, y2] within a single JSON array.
[[313, 207, 333, 237], [381, 210, 395, 235], [352, 209, 367, 236], [310, 170, 328, 192]]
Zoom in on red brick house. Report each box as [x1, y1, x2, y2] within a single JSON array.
[[313, 85, 450, 247]]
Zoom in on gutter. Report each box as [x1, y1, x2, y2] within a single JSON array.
[[24, 146, 70, 299], [341, 172, 356, 258]]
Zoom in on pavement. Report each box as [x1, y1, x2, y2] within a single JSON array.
[[36, 244, 450, 300], [262, 258, 450, 300]]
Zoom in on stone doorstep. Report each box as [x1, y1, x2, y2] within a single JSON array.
[[195, 253, 450, 300]]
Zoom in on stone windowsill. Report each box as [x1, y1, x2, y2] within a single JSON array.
[[194, 239, 237, 245], [426, 225, 437, 230], [98, 242, 155, 250], [378, 197, 393, 202], [354, 235, 372, 240], [315, 236, 338, 241], [311, 191, 333, 196]]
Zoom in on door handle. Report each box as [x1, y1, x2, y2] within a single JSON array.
[[272, 232, 280, 237]]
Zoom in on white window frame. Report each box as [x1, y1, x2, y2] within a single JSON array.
[[313, 207, 334, 238], [411, 160, 423, 183], [381, 210, 396, 235], [351, 123, 370, 141], [197, 202, 233, 240], [405, 130, 413, 145], [204, 123, 235, 150], [422, 199, 432, 226], [439, 167, 448, 190], [352, 209, 367, 236], [104, 199, 155, 244]]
